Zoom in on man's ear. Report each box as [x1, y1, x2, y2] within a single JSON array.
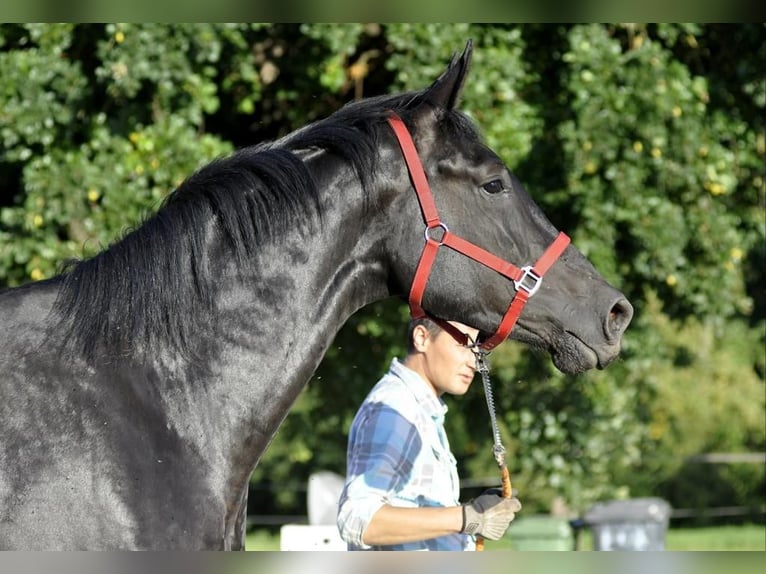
[[411, 323, 432, 353]]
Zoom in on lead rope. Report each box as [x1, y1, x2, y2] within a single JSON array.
[[473, 350, 512, 551]]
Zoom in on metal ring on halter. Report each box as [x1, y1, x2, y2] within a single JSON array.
[[424, 222, 449, 244], [465, 331, 485, 354]]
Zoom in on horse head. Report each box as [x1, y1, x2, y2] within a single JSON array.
[[383, 41, 633, 374]]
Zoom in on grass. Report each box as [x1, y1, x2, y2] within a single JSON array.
[[245, 524, 766, 551], [246, 529, 282, 551], [663, 524, 765, 551]]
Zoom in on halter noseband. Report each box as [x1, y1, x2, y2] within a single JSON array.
[[387, 112, 571, 351]]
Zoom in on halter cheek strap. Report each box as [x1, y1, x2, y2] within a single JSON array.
[[387, 112, 570, 351]]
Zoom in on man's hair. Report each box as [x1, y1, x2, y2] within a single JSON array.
[[406, 317, 442, 354]]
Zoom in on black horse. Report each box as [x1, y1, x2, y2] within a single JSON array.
[[0, 42, 632, 549]]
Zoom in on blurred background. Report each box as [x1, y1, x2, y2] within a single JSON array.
[[0, 23, 763, 549]]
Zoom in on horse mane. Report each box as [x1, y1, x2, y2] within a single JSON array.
[[51, 91, 445, 363]]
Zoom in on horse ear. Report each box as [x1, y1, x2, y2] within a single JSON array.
[[420, 39, 473, 110]]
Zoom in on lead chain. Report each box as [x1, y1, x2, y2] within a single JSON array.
[[475, 351, 507, 468]]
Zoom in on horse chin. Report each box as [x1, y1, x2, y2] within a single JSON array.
[[550, 340, 598, 375], [514, 327, 601, 375], [551, 331, 622, 374]]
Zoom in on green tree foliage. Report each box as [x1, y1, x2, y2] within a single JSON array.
[[1, 24, 762, 519]]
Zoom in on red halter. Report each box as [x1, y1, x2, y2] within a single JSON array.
[[387, 112, 571, 351]]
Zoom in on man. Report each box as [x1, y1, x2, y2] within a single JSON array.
[[337, 317, 521, 550]]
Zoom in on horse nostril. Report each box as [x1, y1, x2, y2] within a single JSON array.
[[607, 297, 634, 338]]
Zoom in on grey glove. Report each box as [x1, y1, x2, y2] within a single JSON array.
[[461, 488, 522, 540]]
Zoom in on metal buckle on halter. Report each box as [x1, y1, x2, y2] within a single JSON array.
[[514, 265, 542, 297]]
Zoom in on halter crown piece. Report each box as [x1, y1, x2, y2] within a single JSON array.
[[387, 112, 571, 351]]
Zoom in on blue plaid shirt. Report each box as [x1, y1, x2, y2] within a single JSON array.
[[337, 358, 474, 551]]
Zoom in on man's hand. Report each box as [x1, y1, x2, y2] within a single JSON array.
[[461, 488, 522, 540]]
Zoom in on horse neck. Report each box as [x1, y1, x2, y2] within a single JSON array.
[[203, 162, 390, 480]]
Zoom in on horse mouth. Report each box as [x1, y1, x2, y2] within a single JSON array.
[[551, 330, 622, 374], [510, 326, 600, 374], [550, 331, 601, 374]]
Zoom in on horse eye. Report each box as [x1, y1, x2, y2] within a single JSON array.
[[481, 179, 508, 194]]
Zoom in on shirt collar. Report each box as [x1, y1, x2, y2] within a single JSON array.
[[390, 358, 448, 424]]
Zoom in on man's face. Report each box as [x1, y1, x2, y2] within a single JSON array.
[[418, 321, 479, 396]]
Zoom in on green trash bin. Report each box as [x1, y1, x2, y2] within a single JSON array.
[[506, 515, 574, 551]]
